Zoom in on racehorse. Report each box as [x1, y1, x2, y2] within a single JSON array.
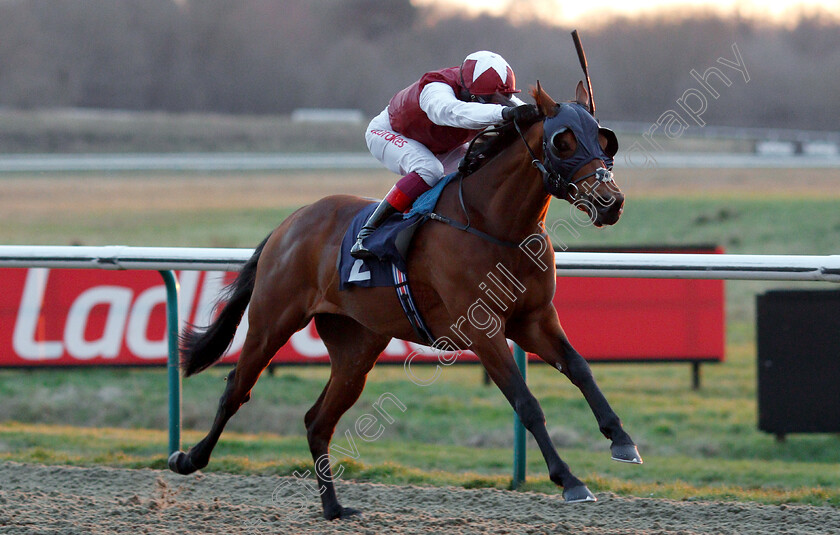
[[168, 81, 642, 520]]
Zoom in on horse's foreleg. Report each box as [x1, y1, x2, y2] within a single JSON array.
[[510, 309, 642, 464], [558, 339, 642, 463], [477, 337, 596, 502]]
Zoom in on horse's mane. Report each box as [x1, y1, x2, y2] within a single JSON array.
[[457, 86, 549, 177], [457, 121, 523, 178]]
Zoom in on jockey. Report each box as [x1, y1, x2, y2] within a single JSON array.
[[351, 50, 540, 259]]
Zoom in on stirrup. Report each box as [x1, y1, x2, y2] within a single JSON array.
[[350, 238, 376, 260]]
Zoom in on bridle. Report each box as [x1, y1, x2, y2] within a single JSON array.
[[512, 117, 615, 202], [427, 113, 615, 248]]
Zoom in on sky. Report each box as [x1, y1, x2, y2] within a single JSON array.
[[411, 0, 840, 24]]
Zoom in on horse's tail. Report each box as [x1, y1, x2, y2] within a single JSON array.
[[180, 233, 271, 377]]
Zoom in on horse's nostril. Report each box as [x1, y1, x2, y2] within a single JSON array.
[[609, 194, 625, 213]]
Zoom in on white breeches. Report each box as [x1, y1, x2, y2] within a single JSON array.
[[365, 108, 467, 187]]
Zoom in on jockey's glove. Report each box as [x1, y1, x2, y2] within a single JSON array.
[[502, 104, 540, 124]]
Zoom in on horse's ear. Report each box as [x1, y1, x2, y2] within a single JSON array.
[[575, 81, 592, 113], [531, 80, 558, 117]]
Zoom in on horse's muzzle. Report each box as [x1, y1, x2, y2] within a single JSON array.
[[591, 191, 624, 227]]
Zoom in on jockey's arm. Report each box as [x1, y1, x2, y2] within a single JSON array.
[[419, 82, 525, 129]]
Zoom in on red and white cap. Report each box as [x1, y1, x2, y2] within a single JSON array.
[[460, 51, 520, 96]]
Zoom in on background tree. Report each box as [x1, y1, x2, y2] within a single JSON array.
[[0, 0, 836, 129]]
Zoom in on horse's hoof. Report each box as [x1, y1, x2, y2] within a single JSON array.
[[325, 506, 362, 520], [168, 451, 198, 475], [611, 443, 643, 464], [563, 485, 597, 503]]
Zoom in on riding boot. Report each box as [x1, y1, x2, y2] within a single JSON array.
[[350, 198, 399, 259]]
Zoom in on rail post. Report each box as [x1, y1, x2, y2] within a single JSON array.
[[512, 344, 528, 489], [159, 270, 181, 454]]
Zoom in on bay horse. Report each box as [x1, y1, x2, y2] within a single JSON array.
[[168, 81, 642, 519]]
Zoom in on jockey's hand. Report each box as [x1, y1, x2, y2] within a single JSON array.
[[502, 104, 540, 124]]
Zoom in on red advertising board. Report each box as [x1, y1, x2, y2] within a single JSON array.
[[0, 255, 724, 367], [0, 268, 457, 367], [553, 276, 724, 361]]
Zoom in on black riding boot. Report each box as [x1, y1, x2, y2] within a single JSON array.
[[350, 199, 399, 259]]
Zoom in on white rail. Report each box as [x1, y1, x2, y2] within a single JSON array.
[[552, 252, 840, 282], [1, 246, 838, 283], [0, 245, 252, 271], [0, 152, 381, 172]]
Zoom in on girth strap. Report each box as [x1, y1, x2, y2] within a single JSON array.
[[426, 170, 545, 249], [392, 264, 436, 346]]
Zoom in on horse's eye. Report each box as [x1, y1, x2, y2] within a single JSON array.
[[549, 129, 573, 158]]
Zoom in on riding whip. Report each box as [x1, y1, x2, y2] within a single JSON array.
[[571, 29, 595, 115]]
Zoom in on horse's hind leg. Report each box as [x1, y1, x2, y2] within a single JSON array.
[[304, 314, 389, 520], [169, 299, 309, 475]]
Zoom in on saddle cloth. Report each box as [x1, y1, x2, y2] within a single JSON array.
[[336, 172, 460, 345], [337, 171, 458, 290]]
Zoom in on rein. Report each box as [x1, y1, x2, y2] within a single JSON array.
[[427, 122, 545, 249], [427, 174, 523, 249]]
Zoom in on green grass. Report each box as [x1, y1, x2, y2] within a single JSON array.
[[1, 333, 839, 507], [547, 196, 840, 323], [550, 196, 840, 255], [2, 422, 836, 506], [1, 190, 839, 506], [0, 109, 746, 155], [2, 354, 839, 506]]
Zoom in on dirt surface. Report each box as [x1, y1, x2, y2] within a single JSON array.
[[1, 462, 837, 535]]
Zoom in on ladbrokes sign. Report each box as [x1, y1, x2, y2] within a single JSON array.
[[0, 267, 724, 367], [0, 268, 449, 366]]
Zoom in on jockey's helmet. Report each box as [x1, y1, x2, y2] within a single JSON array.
[[459, 51, 521, 97]]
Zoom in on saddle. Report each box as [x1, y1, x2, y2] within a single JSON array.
[[337, 171, 460, 291], [336, 125, 518, 344]]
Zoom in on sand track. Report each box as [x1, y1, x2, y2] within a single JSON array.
[[1, 462, 837, 534]]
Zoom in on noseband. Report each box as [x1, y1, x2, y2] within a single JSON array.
[[432, 113, 615, 247], [544, 162, 614, 202]]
